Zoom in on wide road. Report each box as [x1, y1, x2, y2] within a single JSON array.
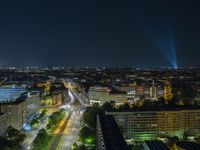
[[49, 113, 72, 150], [59, 108, 83, 150]]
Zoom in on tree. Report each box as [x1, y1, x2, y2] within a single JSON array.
[[31, 118, 40, 129], [46, 109, 65, 131], [40, 109, 47, 118], [102, 102, 113, 111], [6, 126, 26, 149], [183, 131, 189, 141], [158, 97, 166, 106], [79, 144, 87, 150], [32, 129, 52, 150], [168, 136, 180, 147], [72, 143, 78, 150], [118, 103, 131, 110], [83, 107, 98, 127], [79, 126, 95, 145]]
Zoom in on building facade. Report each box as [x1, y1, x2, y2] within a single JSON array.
[[0, 100, 26, 130], [20, 91, 40, 123], [89, 87, 127, 105], [0, 113, 8, 136], [0, 91, 40, 130], [106, 107, 200, 142]]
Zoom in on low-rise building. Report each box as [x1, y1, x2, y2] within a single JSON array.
[[89, 87, 127, 105]]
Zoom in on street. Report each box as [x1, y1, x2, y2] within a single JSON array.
[[23, 117, 49, 150], [59, 108, 83, 150]]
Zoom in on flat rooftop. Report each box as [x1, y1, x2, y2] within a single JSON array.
[[106, 105, 200, 112], [98, 114, 131, 150], [177, 142, 200, 150], [143, 141, 169, 150]]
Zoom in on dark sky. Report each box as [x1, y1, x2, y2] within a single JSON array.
[[0, 0, 199, 68]]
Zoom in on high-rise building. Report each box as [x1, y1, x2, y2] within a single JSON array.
[[0, 89, 40, 130], [0, 100, 26, 130], [20, 91, 40, 123]]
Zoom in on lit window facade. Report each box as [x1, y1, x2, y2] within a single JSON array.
[[106, 108, 200, 142]]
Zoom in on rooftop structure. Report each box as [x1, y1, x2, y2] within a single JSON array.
[[0, 87, 26, 102]]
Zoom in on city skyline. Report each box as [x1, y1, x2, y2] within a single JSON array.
[[0, 0, 199, 68]]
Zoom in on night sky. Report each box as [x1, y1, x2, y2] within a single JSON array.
[[0, 0, 199, 68]]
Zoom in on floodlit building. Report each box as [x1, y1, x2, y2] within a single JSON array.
[[89, 87, 127, 105], [106, 106, 200, 142]]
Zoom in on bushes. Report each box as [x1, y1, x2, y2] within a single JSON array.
[[46, 109, 65, 131], [79, 126, 96, 145], [39, 109, 47, 118], [30, 118, 40, 129], [80, 104, 100, 145]]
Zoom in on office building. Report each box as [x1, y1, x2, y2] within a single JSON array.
[[106, 106, 200, 142], [0, 100, 26, 130], [89, 87, 127, 105], [20, 91, 40, 123], [0, 89, 40, 130]]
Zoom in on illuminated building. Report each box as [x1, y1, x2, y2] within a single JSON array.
[[20, 91, 40, 123], [36, 80, 51, 91], [0, 89, 40, 130], [106, 106, 200, 142], [164, 81, 173, 103], [0, 113, 8, 136], [135, 85, 145, 98], [41, 92, 62, 107], [52, 92, 62, 105], [89, 87, 127, 105]]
